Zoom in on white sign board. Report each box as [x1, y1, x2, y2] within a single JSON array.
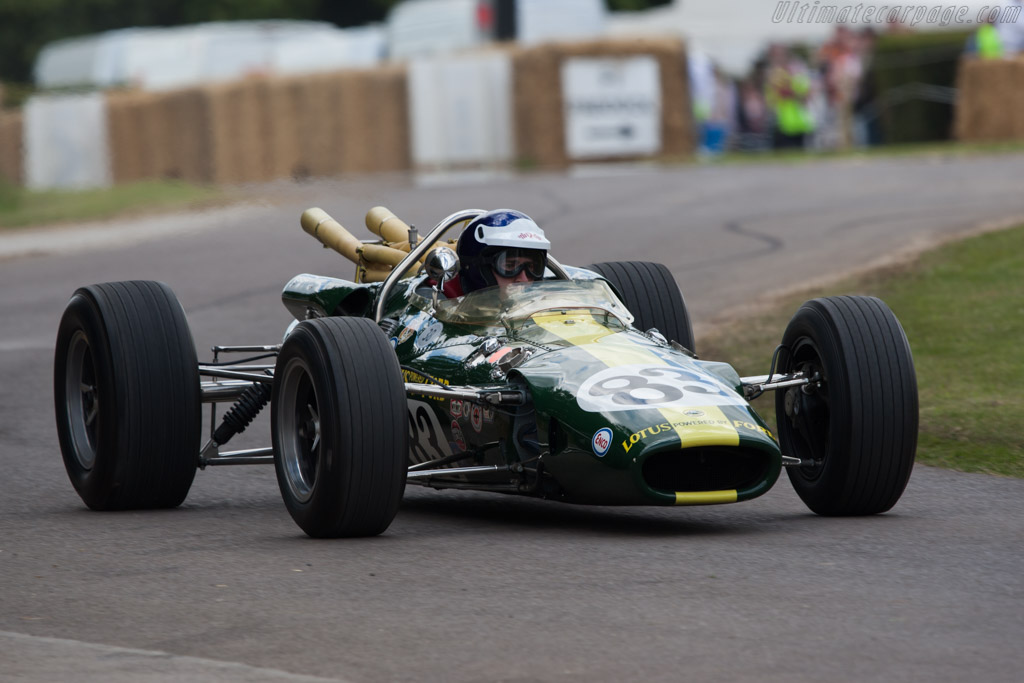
[[25, 93, 111, 190], [407, 53, 513, 168], [561, 56, 661, 159]]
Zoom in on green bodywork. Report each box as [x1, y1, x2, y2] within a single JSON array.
[[282, 273, 782, 506]]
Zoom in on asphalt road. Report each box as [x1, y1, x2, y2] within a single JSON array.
[[2, 154, 1023, 682]]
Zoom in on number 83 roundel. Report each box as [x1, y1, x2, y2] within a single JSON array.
[[576, 364, 747, 413]]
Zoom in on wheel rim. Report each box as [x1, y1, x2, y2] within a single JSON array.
[[65, 330, 100, 470], [784, 337, 831, 482], [277, 357, 321, 504]]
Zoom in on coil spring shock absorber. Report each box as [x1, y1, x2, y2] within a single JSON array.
[[199, 383, 272, 467], [212, 383, 271, 445]]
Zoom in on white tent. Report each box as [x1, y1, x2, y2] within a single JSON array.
[[34, 21, 385, 92]]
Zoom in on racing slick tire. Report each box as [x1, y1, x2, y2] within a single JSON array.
[[272, 317, 408, 538], [774, 296, 918, 516], [54, 281, 201, 510], [586, 261, 696, 352]]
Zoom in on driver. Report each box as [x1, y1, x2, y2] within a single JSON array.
[[453, 209, 550, 295]]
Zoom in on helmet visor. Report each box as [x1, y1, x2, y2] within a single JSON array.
[[490, 248, 547, 280]]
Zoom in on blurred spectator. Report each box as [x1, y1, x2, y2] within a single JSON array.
[[852, 28, 882, 146], [765, 44, 814, 149], [996, 0, 1024, 55], [971, 17, 1005, 59], [702, 67, 736, 155], [818, 26, 863, 149], [736, 76, 769, 150], [688, 51, 713, 132]]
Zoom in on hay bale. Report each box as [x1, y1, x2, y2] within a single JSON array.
[[953, 58, 977, 141], [1010, 57, 1024, 139], [204, 81, 270, 184], [986, 59, 1016, 140], [284, 73, 342, 179], [106, 90, 154, 183], [513, 45, 564, 168], [339, 65, 410, 173], [161, 87, 214, 183], [264, 76, 303, 180], [0, 111, 23, 186], [512, 37, 692, 168], [958, 57, 1024, 142]]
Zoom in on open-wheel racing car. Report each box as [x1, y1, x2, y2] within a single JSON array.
[[54, 206, 919, 537]]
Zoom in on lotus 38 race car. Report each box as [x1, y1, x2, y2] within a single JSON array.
[[54, 207, 918, 538]]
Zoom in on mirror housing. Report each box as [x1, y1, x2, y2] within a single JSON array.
[[425, 246, 459, 289]]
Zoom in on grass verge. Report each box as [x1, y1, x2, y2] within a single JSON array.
[[0, 179, 224, 230], [697, 139, 1024, 166], [700, 224, 1024, 478]]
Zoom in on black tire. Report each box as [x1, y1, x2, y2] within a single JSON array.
[[774, 296, 918, 516], [53, 281, 200, 510], [586, 261, 696, 352], [271, 317, 408, 538]]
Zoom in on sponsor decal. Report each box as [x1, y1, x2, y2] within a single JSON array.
[[577, 364, 747, 413], [470, 404, 483, 433], [619, 417, 773, 453], [684, 409, 705, 417], [398, 326, 415, 344], [622, 418, 731, 453], [450, 399, 463, 418], [592, 427, 613, 457], [390, 337, 399, 348], [482, 407, 495, 422], [733, 419, 774, 440], [450, 420, 466, 451], [401, 368, 449, 386]]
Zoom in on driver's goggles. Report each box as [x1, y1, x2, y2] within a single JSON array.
[[490, 248, 547, 279]]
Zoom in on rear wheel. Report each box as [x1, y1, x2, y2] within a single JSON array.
[[272, 317, 408, 538], [54, 281, 200, 510], [586, 261, 695, 352], [775, 296, 918, 515]]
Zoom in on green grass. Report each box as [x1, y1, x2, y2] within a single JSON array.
[[691, 139, 1024, 167], [0, 179, 223, 229], [701, 225, 1024, 478]]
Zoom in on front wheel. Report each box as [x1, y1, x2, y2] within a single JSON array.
[[53, 281, 201, 510], [775, 296, 918, 515], [271, 317, 408, 538]]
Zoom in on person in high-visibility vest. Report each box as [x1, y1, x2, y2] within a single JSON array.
[[765, 44, 815, 149], [976, 20, 1005, 59]]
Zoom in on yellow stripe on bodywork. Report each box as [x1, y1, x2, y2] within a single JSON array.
[[531, 312, 740, 453], [675, 490, 738, 505]]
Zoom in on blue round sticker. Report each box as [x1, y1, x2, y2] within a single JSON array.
[[592, 427, 613, 457]]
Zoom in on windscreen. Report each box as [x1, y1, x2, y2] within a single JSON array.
[[411, 279, 634, 328]]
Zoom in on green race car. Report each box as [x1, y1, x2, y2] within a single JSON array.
[[54, 207, 918, 538]]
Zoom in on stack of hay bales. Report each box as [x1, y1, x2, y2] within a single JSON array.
[[0, 110, 23, 185], [338, 65, 410, 174], [105, 67, 412, 185], [107, 88, 213, 183], [954, 56, 1024, 142], [513, 37, 692, 168], [206, 80, 275, 184]]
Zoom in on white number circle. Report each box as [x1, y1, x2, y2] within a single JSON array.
[[577, 364, 746, 413]]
